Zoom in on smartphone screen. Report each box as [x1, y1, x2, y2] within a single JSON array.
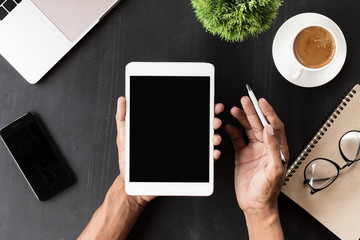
[[0, 113, 74, 201]]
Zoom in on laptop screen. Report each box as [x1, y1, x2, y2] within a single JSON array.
[[31, 0, 119, 42]]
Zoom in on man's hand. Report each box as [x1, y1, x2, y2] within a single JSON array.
[[226, 96, 289, 240], [79, 97, 224, 240], [115, 97, 154, 205]]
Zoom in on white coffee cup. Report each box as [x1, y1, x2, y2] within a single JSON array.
[[291, 24, 338, 80]]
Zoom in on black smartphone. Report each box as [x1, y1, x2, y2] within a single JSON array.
[[0, 113, 74, 201]]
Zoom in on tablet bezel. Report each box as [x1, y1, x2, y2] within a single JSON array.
[[125, 62, 214, 196]]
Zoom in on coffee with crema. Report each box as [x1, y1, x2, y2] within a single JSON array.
[[293, 26, 336, 69]]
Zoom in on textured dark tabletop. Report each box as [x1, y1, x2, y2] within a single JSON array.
[[0, 0, 357, 239]]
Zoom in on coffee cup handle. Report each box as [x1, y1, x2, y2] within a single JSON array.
[[292, 64, 304, 80]]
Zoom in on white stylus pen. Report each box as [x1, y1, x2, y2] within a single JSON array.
[[246, 84, 286, 164]]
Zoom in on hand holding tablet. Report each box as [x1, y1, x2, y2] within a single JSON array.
[[79, 63, 288, 239], [116, 96, 223, 200]]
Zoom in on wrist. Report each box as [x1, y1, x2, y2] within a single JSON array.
[[108, 176, 148, 212], [243, 204, 279, 219], [244, 206, 279, 224], [78, 176, 146, 240], [243, 205, 284, 240]]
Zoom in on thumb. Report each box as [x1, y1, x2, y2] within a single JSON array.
[[116, 97, 126, 153], [116, 97, 126, 137], [263, 125, 283, 179]]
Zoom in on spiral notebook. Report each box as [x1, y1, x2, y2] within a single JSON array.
[[282, 84, 360, 240]]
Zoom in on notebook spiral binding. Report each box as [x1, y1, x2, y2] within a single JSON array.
[[284, 87, 358, 184]]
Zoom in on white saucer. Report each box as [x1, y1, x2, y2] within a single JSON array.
[[272, 13, 347, 88]]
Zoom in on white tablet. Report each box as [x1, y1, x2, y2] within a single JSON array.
[[125, 62, 214, 196]]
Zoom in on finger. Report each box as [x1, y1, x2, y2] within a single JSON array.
[[116, 97, 126, 148], [225, 124, 246, 151], [230, 106, 257, 142], [214, 149, 221, 161], [263, 125, 285, 181], [213, 117, 222, 130], [213, 134, 221, 146], [259, 98, 289, 160], [215, 103, 224, 115], [241, 96, 264, 142]]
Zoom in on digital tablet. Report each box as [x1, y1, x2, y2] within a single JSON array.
[[125, 62, 214, 196]]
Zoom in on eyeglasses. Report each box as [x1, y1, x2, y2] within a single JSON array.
[[304, 130, 360, 194]]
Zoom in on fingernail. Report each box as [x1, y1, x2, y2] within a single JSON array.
[[267, 125, 275, 136]]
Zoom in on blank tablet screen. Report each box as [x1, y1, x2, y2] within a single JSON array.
[[130, 76, 210, 182]]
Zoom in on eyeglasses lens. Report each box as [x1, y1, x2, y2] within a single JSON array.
[[339, 131, 360, 161], [305, 159, 338, 190]]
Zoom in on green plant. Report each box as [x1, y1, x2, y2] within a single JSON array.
[[191, 0, 282, 42]]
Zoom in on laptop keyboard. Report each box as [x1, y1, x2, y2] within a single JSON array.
[[0, 0, 22, 21]]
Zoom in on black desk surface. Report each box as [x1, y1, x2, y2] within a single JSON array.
[[0, 0, 356, 239]]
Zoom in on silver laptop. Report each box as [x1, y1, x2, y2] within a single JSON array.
[[0, 0, 120, 84]]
